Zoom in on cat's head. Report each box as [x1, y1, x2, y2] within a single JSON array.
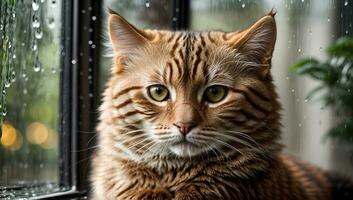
[[101, 10, 281, 160]]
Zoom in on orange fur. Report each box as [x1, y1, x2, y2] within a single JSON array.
[[91, 10, 353, 200]]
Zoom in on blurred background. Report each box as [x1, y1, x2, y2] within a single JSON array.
[[1, 0, 353, 198]]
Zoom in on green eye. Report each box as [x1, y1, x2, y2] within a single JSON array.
[[147, 85, 169, 102], [204, 85, 228, 103]]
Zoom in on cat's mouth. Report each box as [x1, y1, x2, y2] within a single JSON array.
[[169, 138, 202, 157]]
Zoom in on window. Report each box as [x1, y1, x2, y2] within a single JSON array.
[[1, 0, 353, 199]]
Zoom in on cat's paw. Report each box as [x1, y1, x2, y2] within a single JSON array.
[[132, 188, 173, 200]]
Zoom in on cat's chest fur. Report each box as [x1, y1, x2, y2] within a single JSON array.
[[92, 152, 331, 200]]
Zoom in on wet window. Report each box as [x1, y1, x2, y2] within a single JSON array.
[[0, 0, 65, 198], [1, 0, 353, 199]]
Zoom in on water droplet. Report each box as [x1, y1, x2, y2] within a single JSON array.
[[51, 0, 57, 7], [145, 1, 150, 8], [172, 17, 177, 22], [291, 89, 295, 93], [345, 30, 349, 34], [32, 16, 40, 28], [297, 48, 301, 53], [71, 59, 77, 64], [88, 40, 93, 45], [23, 89, 28, 94], [319, 46, 323, 51], [89, 93, 93, 98], [51, 68, 56, 74], [241, 3, 245, 8], [301, 0, 304, 2], [327, 17, 330, 22], [34, 62, 41, 72], [2, 108, 7, 116], [309, 30, 312, 35], [91, 44, 96, 49], [31, 42, 38, 51], [344, 0, 348, 6], [92, 16, 97, 21], [35, 27, 43, 39], [303, 115, 307, 119], [32, 0, 40, 11], [48, 17, 55, 29], [4, 82, 11, 88], [298, 123, 302, 127], [304, 98, 309, 102]]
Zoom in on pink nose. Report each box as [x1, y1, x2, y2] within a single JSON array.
[[173, 122, 196, 135]]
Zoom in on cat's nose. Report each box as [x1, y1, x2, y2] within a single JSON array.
[[173, 122, 196, 136]]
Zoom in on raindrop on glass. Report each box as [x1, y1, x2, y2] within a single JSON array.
[[31, 42, 38, 51], [319, 46, 323, 51], [298, 123, 302, 127], [145, 1, 150, 8], [92, 16, 97, 21], [32, 16, 40, 28], [327, 17, 330, 22], [4, 82, 11, 88], [35, 27, 43, 39], [51, 68, 56, 74], [241, 3, 245, 8], [51, 0, 57, 7], [301, 0, 304, 2], [72, 59, 77, 64], [48, 17, 55, 29], [297, 48, 301, 53], [309, 30, 312, 35], [34, 62, 42, 72], [32, 0, 40, 11], [2, 108, 7, 116], [344, 0, 348, 6], [291, 88, 295, 93]]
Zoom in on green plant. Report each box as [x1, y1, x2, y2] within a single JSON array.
[[291, 37, 353, 144]]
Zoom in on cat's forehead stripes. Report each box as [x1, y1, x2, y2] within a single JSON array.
[[162, 31, 218, 85]]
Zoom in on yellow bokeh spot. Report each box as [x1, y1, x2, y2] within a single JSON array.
[[26, 122, 49, 144], [1, 123, 17, 147]]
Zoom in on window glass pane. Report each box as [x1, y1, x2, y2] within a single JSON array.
[[190, 0, 353, 178], [1, 0, 65, 197]]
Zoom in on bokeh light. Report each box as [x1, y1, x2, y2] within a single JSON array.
[[26, 122, 49, 145], [1, 122, 17, 147]]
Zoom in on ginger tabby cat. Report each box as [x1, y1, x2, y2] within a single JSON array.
[[91, 9, 353, 200]]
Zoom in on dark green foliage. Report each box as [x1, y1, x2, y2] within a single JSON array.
[[291, 37, 353, 144]]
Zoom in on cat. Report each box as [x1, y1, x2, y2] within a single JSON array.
[[90, 9, 353, 200]]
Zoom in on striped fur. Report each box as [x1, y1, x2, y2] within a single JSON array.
[[91, 10, 353, 199]]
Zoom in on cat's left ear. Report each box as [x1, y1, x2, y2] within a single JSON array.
[[108, 9, 152, 55], [228, 11, 277, 65]]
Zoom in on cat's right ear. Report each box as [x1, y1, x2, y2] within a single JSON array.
[[108, 9, 148, 55]]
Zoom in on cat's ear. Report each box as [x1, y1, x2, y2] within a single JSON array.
[[229, 11, 276, 65], [108, 9, 150, 55]]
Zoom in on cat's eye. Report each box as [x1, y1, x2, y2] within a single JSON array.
[[147, 85, 170, 102], [204, 85, 228, 103]]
